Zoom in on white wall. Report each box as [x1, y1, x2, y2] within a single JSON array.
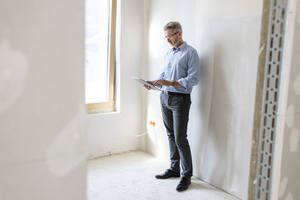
[[145, 0, 262, 199], [273, 0, 300, 199], [86, 0, 147, 158], [0, 0, 86, 200]]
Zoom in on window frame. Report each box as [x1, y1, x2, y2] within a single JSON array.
[[86, 0, 117, 113]]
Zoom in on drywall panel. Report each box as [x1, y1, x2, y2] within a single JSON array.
[[0, 0, 87, 199], [278, 1, 300, 199], [145, 0, 262, 199]]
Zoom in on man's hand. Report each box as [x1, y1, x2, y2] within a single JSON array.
[[153, 79, 172, 86], [144, 81, 155, 90], [153, 79, 183, 87], [144, 79, 182, 90]]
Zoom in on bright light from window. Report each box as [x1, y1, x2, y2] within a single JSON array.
[[85, 0, 110, 104]]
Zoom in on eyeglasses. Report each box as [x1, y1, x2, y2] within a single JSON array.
[[165, 31, 179, 40]]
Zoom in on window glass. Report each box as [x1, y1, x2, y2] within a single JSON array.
[[85, 0, 110, 104]]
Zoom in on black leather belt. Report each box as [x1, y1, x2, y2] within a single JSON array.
[[162, 91, 190, 96]]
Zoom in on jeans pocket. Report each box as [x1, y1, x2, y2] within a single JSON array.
[[169, 95, 184, 107]]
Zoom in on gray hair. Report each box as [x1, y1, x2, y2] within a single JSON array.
[[163, 21, 182, 32]]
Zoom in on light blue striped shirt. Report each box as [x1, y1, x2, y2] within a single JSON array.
[[158, 42, 200, 94]]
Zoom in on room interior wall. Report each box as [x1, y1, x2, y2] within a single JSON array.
[[275, 0, 300, 199], [145, 0, 263, 199], [0, 0, 87, 199], [86, 0, 147, 158], [1, 0, 297, 199]]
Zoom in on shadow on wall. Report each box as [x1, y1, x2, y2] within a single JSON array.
[[193, 43, 233, 188], [191, 45, 214, 177], [208, 43, 232, 186]]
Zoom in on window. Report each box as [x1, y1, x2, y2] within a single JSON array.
[[85, 0, 117, 112]]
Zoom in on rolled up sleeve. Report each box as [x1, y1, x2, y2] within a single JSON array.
[[177, 50, 200, 89]]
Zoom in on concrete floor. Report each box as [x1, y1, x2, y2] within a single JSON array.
[[87, 151, 240, 200]]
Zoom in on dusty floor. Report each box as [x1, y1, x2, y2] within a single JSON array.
[[87, 151, 240, 200]]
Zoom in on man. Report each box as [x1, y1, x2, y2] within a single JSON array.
[[145, 21, 200, 192]]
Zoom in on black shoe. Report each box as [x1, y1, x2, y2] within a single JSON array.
[[176, 176, 191, 192], [155, 169, 180, 179]]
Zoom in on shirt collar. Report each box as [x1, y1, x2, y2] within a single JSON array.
[[172, 41, 187, 51]]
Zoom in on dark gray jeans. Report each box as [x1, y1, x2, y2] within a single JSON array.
[[160, 91, 192, 178]]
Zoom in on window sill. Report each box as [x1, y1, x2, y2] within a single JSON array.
[[86, 109, 120, 116]]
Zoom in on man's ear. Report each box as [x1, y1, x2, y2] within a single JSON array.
[[178, 31, 182, 37]]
